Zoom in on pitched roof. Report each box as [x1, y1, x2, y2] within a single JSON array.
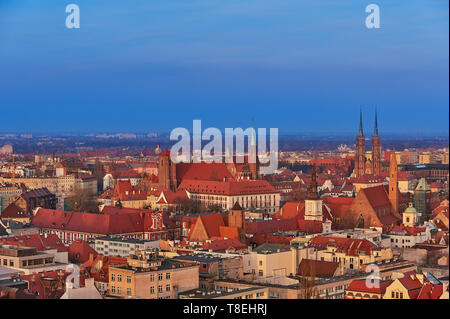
[[32, 208, 144, 235], [309, 236, 378, 256], [176, 162, 234, 183], [0, 203, 27, 219], [360, 185, 391, 209], [201, 238, 247, 252], [199, 213, 225, 238], [346, 279, 392, 294], [178, 179, 278, 196], [19, 188, 54, 200], [297, 259, 339, 278], [0, 234, 68, 252], [415, 178, 430, 191], [68, 240, 98, 264], [417, 283, 444, 299]]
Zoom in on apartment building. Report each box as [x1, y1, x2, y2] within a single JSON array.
[[0, 244, 68, 275], [108, 250, 199, 299], [94, 236, 160, 257]]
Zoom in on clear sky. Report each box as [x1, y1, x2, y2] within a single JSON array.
[[0, 0, 448, 135]]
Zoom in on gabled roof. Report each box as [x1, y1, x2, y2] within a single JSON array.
[[415, 178, 430, 191], [0, 203, 27, 219], [199, 213, 225, 238], [360, 185, 391, 209], [68, 240, 98, 264]]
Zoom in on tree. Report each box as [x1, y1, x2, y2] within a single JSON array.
[[174, 198, 200, 215], [65, 189, 100, 213], [299, 261, 317, 299]]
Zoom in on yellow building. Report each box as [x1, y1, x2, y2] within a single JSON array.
[[383, 272, 426, 299], [419, 152, 435, 164], [108, 250, 199, 299]]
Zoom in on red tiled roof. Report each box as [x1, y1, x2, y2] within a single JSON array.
[[346, 279, 392, 294], [397, 272, 429, 298], [309, 236, 378, 256], [273, 202, 303, 219], [417, 283, 444, 299], [178, 179, 278, 196], [68, 240, 98, 264], [298, 259, 339, 278], [245, 218, 297, 235], [219, 226, 239, 240], [81, 253, 127, 283], [201, 238, 246, 252], [199, 213, 225, 238], [0, 234, 68, 252], [0, 203, 27, 219], [20, 270, 79, 299], [176, 162, 234, 183], [32, 208, 145, 235], [323, 197, 354, 220], [297, 220, 323, 234], [361, 185, 391, 209], [158, 189, 189, 204]]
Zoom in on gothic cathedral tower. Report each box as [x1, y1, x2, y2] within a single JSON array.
[[388, 150, 399, 214], [304, 167, 323, 221], [158, 150, 177, 191], [371, 108, 382, 176], [355, 108, 366, 177]]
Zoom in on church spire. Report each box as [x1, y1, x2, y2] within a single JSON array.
[[374, 106, 378, 136], [307, 166, 319, 200], [359, 106, 364, 136]]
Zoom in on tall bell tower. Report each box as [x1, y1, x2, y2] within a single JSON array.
[[355, 107, 366, 177], [372, 107, 382, 176], [388, 150, 399, 214], [304, 167, 323, 221]]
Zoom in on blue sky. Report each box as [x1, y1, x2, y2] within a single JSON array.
[[0, 0, 448, 135]]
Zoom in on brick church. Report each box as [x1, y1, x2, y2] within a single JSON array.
[[157, 149, 260, 192], [355, 107, 382, 177]]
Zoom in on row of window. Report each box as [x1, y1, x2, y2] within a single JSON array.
[[111, 272, 171, 283], [110, 286, 132, 296], [111, 274, 132, 283]]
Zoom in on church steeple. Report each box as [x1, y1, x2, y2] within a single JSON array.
[[388, 150, 399, 214], [307, 166, 319, 200], [305, 166, 322, 222], [374, 106, 378, 136], [359, 106, 364, 136], [371, 106, 382, 176], [355, 106, 366, 177]]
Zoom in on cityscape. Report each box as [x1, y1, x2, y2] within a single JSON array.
[[0, 0, 448, 308]]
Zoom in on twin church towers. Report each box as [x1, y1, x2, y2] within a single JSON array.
[[355, 107, 382, 177]]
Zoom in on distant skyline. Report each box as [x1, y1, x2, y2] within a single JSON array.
[[0, 1, 448, 134]]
